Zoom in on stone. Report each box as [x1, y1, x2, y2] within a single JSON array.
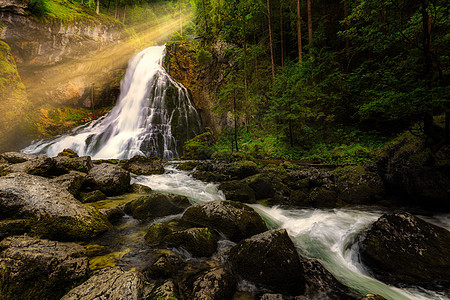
[[0, 219, 29, 240], [124, 193, 190, 221], [120, 155, 164, 175], [145, 223, 174, 247], [144, 252, 185, 279], [219, 180, 256, 203], [61, 268, 145, 300], [0, 152, 36, 164], [54, 156, 94, 174], [51, 171, 88, 196], [191, 267, 237, 300], [2, 155, 56, 177], [360, 211, 450, 290], [245, 173, 275, 200], [79, 190, 107, 203], [57, 149, 79, 158], [0, 173, 111, 240], [360, 295, 387, 300], [163, 227, 220, 257], [0, 236, 88, 300], [181, 200, 268, 242], [148, 279, 179, 299], [88, 163, 130, 196], [129, 183, 152, 194], [229, 229, 305, 295]]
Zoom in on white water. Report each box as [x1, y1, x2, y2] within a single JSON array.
[[135, 166, 450, 300], [22, 46, 203, 160]]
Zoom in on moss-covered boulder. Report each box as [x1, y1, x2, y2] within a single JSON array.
[[228, 160, 259, 179], [129, 183, 152, 194], [120, 155, 164, 175], [54, 156, 94, 174], [79, 190, 107, 204], [229, 229, 305, 295], [181, 200, 268, 242], [244, 173, 276, 200], [163, 227, 220, 257], [144, 251, 186, 279], [218, 180, 256, 203], [51, 171, 88, 196], [0, 219, 30, 240], [2, 155, 56, 177], [182, 132, 214, 160], [360, 211, 450, 290], [176, 160, 198, 171], [0, 173, 111, 241], [191, 267, 237, 299], [124, 193, 191, 221], [144, 223, 174, 246], [61, 267, 145, 300], [57, 149, 79, 158], [88, 163, 130, 196], [0, 236, 89, 300]]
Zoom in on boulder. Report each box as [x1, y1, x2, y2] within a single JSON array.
[[191, 267, 237, 300], [54, 156, 94, 174], [181, 200, 268, 242], [88, 163, 130, 196], [61, 268, 145, 300], [0, 219, 29, 240], [148, 279, 179, 299], [124, 193, 191, 220], [0, 152, 37, 164], [145, 252, 186, 279], [129, 183, 152, 194], [176, 161, 198, 171], [245, 173, 275, 200], [51, 171, 88, 196], [218, 180, 256, 203], [228, 160, 259, 179], [145, 223, 174, 246], [0, 236, 88, 300], [360, 295, 387, 300], [300, 258, 354, 299], [229, 229, 305, 295], [79, 190, 107, 203], [0, 173, 111, 240], [163, 227, 220, 257], [99, 207, 125, 224], [2, 155, 56, 177], [359, 211, 450, 289], [57, 149, 79, 158], [120, 155, 164, 175]]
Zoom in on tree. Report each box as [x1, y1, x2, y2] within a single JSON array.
[[296, 0, 302, 64]]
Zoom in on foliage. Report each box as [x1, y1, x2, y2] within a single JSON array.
[[196, 48, 212, 65]]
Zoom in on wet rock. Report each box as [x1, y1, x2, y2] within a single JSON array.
[[0, 173, 111, 240], [245, 173, 275, 200], [0, 219, 29, 240], [181, 200, 268, 242], [0, 236, 88, 300], [54, 156, 94, 174], [57, 149, 79, 158], [0, 152, 36, 164], [99, 207, 124, 224], [177, 161, 198, 171], [301, 258, 354, 299], [51, 171, 88, 196], [88, 163, 130, 196], [61, 267, 145, 300], [309, 187, 338, 208], [129, 183, 152, 194], [144, 251, 186, 279], [145, 223, 174, 246], [120, 155, 164, 175], [360, 211, 450, 290], [163, 227, 220, 257], [219, 180, 256, 203], [360, 295, 387, 300], [228, 160, 259, 179], [149, 279, 179, 299], [2, 155, 56, 177], [229, 229, 305, 295], [260, 294, 286, 300], [193, 170, 229, 182], [191, 267, 237, 300], [124, 193, 190, 221], [79, 190, 107, 203]]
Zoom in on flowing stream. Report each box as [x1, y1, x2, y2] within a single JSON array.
[[22, 46, 203, 160], [129, 165, 450, 300]]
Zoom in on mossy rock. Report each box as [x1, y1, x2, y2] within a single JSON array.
[[228, 160, 259, 179], [79, 190, 107, 204], [0, 219, 30, 239], [145, 223, 174, 247], [182, 132, 214, 160], [57, 149, 79, 158], [129, 183, 152, 194], [162, 227, 220, 257], [176, 161, 198, 171], [218, 180, 256, 203]]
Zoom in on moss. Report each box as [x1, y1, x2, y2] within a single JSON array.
[[88, 248, 130, 271], [176, 161, 197, 171], [86, 193, 142, 210], [182, 132, 214, 160]]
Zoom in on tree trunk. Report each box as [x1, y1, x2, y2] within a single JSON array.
[[96, 0, 100, 14], [89, 0, 91, 8], [107, 0, 111, 12], [123, 2, 127, 24], [267, 0, 275, 80], [296, 0, 302, 65], [344, 0, 349, 58], [307, 0, 312, 56], [381, 0, 386, 35], [233, 97, 239, 152], [180, 3, 183, 36], [421, 0, 434, 140], [280, 3, 284, 67], [289, 120, 293, 147], [115, 0, 118, 19]]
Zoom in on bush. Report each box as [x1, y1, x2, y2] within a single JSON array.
[[196, 49, 212, 66]]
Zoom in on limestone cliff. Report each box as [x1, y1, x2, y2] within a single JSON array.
[[164, 41, 233, 136]]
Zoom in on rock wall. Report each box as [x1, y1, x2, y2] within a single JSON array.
[[164, 41, 233, 136]]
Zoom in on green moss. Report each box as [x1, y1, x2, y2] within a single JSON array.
[[88, 248, 130, 271], [182, 132, 214, 160]]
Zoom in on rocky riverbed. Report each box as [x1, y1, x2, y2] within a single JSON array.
[[1, 150, 449, 299]]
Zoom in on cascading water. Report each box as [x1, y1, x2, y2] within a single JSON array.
[[22, 46, 203, 160]]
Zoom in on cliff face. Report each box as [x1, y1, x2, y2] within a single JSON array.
[[0, 0, 125, 150], [164, 41, 233, 136]]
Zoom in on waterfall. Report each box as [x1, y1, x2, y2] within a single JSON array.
[[22, 46, 203, 160]]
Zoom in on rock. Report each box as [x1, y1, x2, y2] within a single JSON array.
[[54, 156, 94, 174], [359, 211, 450, 289], [360, 295, 387, 300], [79, 190, 107, 203], [57, 149, 79, 158], [177, 161, 198, 171], [181, 200, 268, 242], [260, 294, 286, 300], [145, 223, 174, 246], [120, 155, 164, 175], [129, 183, 152, 194], [163, 227, 220, 257], [309, 187, 338, 207], [51, 171, 88, 196], [193, 170, 229, 182], [144, 251, 185, 279], [88, 163, 130, 196], [0, 173, 111, 240], [0, 219, 29, 240], [245, 174, 275, 200], [229, 229, 305, 295], [149, 279, 179, 299], [228, 160, 259, 179], [2, 155, 56, 177], [219, 180, 256, 203], [182, 132, 215, 160], [99, 207, 124, 224], [191, 267, 237, 300], [61, 268, 145, 300], [301, 258, 353, 299], [125, 193, 191, 220], [0, 236, 88, 300], [0, 152, 36, 164]]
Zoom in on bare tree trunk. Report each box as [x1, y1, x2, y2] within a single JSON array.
[[307, 0, 312, 56], [107, 0, 111, 12], [381, 0, 386, 35], [115, 0, 118, 19], [296, 0, 302, 65], [123, 1, 127, 23], [180, 3, 183, 36], [280, 3, 284, 67], [96, 0, 100, 14], [344, 0, 349, 58], [233, 97, 239, 152], [81, 0, 84, 4], [267, 0, 275, 80], [421, 0, 434, 140]]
